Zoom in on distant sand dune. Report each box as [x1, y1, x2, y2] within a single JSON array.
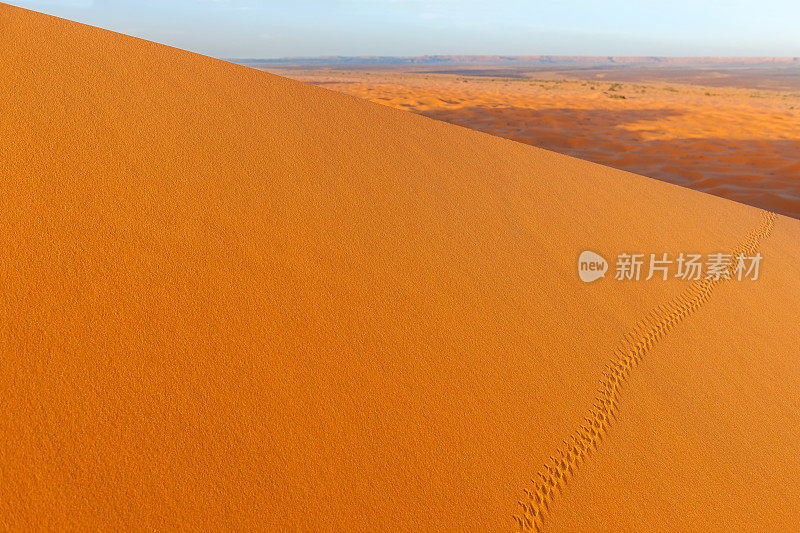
[[271, 71, 800, 219]]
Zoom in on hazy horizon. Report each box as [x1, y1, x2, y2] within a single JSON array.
[[234, 54, 800, 61], [7, 0, 800, 59]]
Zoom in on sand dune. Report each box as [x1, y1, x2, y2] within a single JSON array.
[[2, 3, 800, 531]]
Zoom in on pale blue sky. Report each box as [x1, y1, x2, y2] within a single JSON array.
[[8, 0, 800, 58]]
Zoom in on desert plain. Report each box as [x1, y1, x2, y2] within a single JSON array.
[[258, 65, 800, 219]]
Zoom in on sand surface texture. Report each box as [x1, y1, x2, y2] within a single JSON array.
[[268, 68, 800, 220], [2, 4, 800, 531]]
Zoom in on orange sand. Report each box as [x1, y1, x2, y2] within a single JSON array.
[[267, 68, 800, 219], [2, 4, 800, 531]]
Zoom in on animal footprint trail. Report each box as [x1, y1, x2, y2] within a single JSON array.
[[514, 211, 777, 533]]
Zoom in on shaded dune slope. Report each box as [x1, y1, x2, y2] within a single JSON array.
[[1, 4, 799, 531]]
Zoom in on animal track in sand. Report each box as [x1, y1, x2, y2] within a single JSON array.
[[514, 211, 777, 532]]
